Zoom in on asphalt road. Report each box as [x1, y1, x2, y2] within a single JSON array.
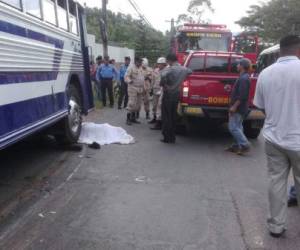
[[0, 108, 300, 250]]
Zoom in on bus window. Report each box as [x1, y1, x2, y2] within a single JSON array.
[[57, 5, 68, 30], [1, 0, 21, 9], [23, 0, 41, 18], [69, 14, 77, 34], [43, 0, 56, 25], [68, 0, 78, 34]]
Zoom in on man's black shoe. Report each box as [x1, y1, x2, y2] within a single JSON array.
[[118, 106, 122, 110], [151, 125, 161, 130], [126, 113, 132, 126], [269, 229, 286, 238], [148, 118, 156, 124], [131, 119, 141, 124], [287, 197, 298, 207], [160, 139, 175, 144], [225, 145, 239, 153]]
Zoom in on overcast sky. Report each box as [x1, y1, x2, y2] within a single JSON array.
[[78, 0, 268, 32]]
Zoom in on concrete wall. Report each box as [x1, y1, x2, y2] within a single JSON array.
[[87, 34, 135, 63]]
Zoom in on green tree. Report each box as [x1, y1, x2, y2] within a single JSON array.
[[236, 0, 300, 43], [177, 0, 214, 24], [85, 7, 169, 64]]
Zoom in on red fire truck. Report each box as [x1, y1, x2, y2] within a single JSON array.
[[232, 32, 259, 64], [171, 23, 232, 64], [172, 24, 264, 138], [171, 24, 259, 64]]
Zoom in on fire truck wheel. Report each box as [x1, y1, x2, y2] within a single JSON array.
[[56, 84, 82, 145], [244, 122, 261, 139]]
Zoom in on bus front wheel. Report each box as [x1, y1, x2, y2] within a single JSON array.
[[56, 84, 82, 144]]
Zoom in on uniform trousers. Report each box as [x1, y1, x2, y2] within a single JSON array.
[[127, 85, 143, 112], [152, 93, 161, 117], [101, 78, 114, 106], [138, 90, 150, 113], [161, 92, 179, 142], [118, 79, 128, 108], [265, 140, 300, 234]]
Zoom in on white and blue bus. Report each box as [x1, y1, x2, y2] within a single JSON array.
[[0, 0, 94, 149]]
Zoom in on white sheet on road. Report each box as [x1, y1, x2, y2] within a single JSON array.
[[79, 122, 135, 145]]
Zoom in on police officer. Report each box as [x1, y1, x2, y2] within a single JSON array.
[[118, 56, 131, 109], [149, 57, 167, 129], [96, 56, 118, 107], [125, 57, 144, 125], [160, 54, 191, 143]]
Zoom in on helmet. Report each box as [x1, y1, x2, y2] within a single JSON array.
[[157, 57, 167, 64], [142, 58, 149, 67]]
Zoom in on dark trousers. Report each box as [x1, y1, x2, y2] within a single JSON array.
[[162, 92, 179, 142], [118, 79, 128, 108], [101, 78, 114, 106]]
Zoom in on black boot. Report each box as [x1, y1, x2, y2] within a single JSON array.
[[126, 113, 132, 125], [146, 111, 150, 120], [148, 115, 157, 124], [151, 120, 162, 130], [136, 111, 140, 119], [131, 112, 141, 124]]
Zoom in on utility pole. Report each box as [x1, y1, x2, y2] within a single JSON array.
[[100, 0, 108, 57], [166, 18, 176, 36]]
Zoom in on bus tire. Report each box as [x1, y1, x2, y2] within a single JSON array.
[[244, 122, 261, 139], [56, 84, 82, 145]]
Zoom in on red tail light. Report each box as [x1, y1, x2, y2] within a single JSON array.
[[182, 80, 190, 97]]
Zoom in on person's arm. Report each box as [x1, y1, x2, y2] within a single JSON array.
[[96, 66, 101, 81], [113, 66, 119, 81], [229, 100, 241, 115], [124, 67, 133, 84], [118, 66, 123, 82], [253, 73, 265, 112]]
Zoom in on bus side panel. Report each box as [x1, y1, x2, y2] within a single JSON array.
[[0, 4, 87, 148], [79, 9, 94, 112]]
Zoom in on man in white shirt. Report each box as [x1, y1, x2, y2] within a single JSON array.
[[254, 35, 300, 238]]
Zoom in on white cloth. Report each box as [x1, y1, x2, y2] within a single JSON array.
[[79, 123, 135, 145], [254, 56, 300, 151]]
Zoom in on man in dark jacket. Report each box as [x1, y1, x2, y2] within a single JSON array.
[[227, 58, 251, 155], [160, 54, 191, 143]]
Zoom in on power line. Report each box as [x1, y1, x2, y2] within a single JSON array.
[[127, 0, 153, 28], [131, 0, 151, 26]]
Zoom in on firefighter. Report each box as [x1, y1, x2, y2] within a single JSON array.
[[149, 57, 167, 129], [137, 58, 153, 120], [124, 57, 144, 125]]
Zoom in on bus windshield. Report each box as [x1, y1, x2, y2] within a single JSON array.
[[177, 32, 231, 52]]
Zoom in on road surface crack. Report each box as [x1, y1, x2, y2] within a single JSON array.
[[230, 191, 250, 250]]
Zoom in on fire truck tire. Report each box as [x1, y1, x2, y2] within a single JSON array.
[[55, 84, 82, 145], [244, 122, 261, 139]]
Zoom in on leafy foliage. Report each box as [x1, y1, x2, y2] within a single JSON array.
[[177, 0, 214, 24], [236, 0, 300, 43], [85, 7, 169, 64]]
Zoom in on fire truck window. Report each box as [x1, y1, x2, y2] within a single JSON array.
[[177, 33, 188, 52], [231, 58, 241, 73], [206, 57, 229, 73], [187, 57, 205, 72]]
